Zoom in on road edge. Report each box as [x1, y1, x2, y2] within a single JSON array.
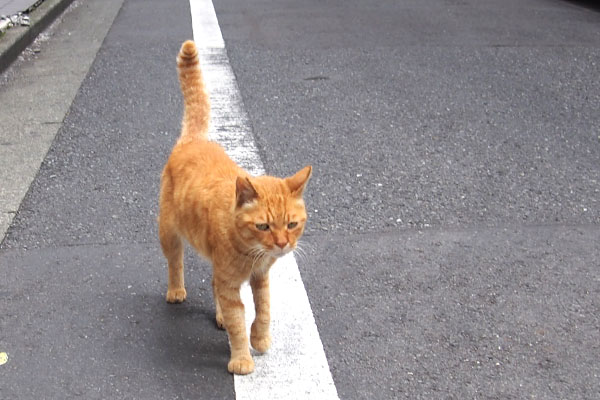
[[0, 0, 76, 73], [0, 0, 125, 246]]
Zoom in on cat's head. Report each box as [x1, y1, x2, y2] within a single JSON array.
[[234, 166, 312, 259]]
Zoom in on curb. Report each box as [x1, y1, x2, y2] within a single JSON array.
[[0, 0, 76, 73]]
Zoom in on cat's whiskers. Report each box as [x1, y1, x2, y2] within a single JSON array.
[[297, 240, 315, 252], [248, 246, 268, 270], [293, 241, 311, 263]]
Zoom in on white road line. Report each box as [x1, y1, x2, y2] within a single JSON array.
[[188, 1, 340, 399], [188, 0, 225, 49]]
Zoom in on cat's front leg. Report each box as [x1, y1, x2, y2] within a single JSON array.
[[215, 278, 254, 375], [250, 272, 271, 353]]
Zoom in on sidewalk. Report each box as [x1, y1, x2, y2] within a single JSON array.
[[1, 0, 39, 17], [0, 0, 75, 73]]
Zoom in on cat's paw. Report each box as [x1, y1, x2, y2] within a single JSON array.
[[166, 288, 187, 303], [215, 312, 225, 330], [250, 332, 271, 353], [250, 321, 271, 353], [227, 355, 254, 375]]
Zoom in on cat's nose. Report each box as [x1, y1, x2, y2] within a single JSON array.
[[274, 239, 288, 249]]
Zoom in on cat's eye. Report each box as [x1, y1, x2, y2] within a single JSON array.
[[256, 223, 270, 231], [287, 222, 298, 229]]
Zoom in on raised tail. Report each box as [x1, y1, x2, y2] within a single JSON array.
[[177, 40, 210, 143]]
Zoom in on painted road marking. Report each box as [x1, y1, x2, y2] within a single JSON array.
[[189, 0, 225, 49], [188, 1, 340, 398]]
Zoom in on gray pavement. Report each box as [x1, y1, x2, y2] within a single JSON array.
[[1, 0, 234, 398], [0, 0, 113, 242], [1, 0, 600, 399], [1, 0, 38, 16], [214, 0, 600, 398], [0, 0, 76, 73]]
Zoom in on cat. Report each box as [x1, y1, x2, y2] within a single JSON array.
[[158, 40, 312, 375]]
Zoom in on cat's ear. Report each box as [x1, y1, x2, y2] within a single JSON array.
[[285, 166, 312, 197], [236, 176, 258, 208]]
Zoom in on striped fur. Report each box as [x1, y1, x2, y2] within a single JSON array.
[[158, 40, 312, 375]]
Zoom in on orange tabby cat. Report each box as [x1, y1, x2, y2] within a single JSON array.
[[159, 40, 312, 375]]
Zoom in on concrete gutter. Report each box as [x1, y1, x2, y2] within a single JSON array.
[[0, 0, 125, 242], [0, 0, 75, 73]]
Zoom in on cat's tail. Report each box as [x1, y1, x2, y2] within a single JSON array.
[[177, 40, 210, 143]]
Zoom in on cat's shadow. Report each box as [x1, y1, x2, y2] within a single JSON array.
[[561, 0, 600, 12], [108, 269, 231, 377], [110, 248, 234, 383], [110, 290, 234, 393], [150, 291, 230, 371], [151, 252, 230, 370]]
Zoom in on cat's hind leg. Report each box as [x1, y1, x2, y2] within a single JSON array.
[[212, 278, 225, 329], [159, 218, 186, 303]]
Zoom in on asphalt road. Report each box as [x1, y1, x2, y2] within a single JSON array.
[[1, 0, 235, 398], [215, 0, 600, 398], [1, 0, 600, 399]]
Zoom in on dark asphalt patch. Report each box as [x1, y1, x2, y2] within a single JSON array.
[[300, 225, 600, 399], [0, 244, 233, 399]]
